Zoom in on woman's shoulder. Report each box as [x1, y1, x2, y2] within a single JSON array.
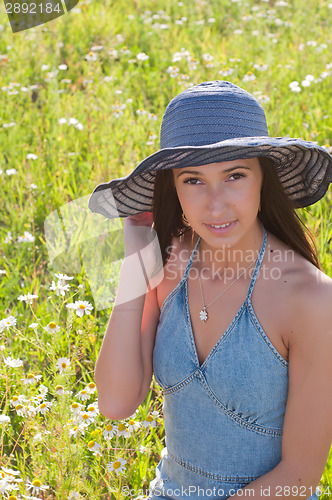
[[266, 231, 332, 337], [266, 230, 332, 294]]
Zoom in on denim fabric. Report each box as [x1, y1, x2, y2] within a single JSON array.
[[148, 223, 319, 500]]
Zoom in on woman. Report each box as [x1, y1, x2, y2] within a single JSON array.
[[88, 81, 332, 500]]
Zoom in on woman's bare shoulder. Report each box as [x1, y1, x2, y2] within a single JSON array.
[[270, 231, 332, 337], [265, 231, 332, 348]]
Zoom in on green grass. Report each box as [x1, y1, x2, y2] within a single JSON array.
[[0, 0, 332, 497]]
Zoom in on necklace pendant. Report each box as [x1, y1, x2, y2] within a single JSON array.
[[199, 307, 208, 323]]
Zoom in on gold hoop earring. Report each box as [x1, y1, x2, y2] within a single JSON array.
[[182, 212, 189, 224], [258, 202, 262, 212]]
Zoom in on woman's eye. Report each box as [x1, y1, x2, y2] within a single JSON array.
[[183, 178, 201, 185], [228, 173, 245, 181], [183, 173, 245, 185]]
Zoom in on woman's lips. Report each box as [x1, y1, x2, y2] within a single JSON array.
[[204, 220, 236, 233]]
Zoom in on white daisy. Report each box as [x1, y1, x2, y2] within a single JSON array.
[[71, 402, 83, 416], [21, 373, 42, 385], [85, 382, 96, 394], [142, 410, 159, 428], [69, 423, 86, 438], [3, 356, 23, 368], [78, 411, 95, 426], [37, 401, 53, 414], [0, 315, 17, 332], [26, 478, 49, 495], [106, 457, 127, 475], [17, 293, 38, 304], [86, 404, 99, 417], [44, 321, 60, 334], [116, 421, 131, 437], [0, 414, 10, 424], [136, 52, 149, 61], [87, 440, 101, 456], [4, 231, 13, 243], [56, 357, 71, 373], [103, 423, 118, 439], [66, 300, 93, 317], [49, 281, 71, 296], [17, 231, 35, 243], [75, 389, 90, 401], [54, 273, 74, 283], [127, 418, 141, 432]]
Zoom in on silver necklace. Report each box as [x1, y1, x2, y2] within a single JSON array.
[[197, 246, 259, 323]]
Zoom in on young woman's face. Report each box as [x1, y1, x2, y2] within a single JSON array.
[[172, 157, 263, 245]]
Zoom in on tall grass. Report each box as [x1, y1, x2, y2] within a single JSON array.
[[0, 0, 331, 497]]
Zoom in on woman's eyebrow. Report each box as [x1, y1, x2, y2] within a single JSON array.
[[176, 166, 252, 177]]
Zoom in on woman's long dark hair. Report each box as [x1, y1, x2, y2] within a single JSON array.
[[151, 157, 321, 270]]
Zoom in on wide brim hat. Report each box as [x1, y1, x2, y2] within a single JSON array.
[[88, 80, 332, 218]]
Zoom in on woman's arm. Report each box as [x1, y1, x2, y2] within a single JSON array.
[[95, 213, 163, 420], [231, 276, 332, 499]]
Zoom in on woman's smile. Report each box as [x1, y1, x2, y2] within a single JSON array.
[[173, 158, 263, 245]]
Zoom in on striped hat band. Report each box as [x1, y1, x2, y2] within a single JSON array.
[[88, 80, 332, 218]]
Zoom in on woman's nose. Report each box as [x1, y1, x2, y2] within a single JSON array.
[[206, 185, 228, 215]]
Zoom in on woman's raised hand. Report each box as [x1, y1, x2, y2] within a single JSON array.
[[122, 212, 162, 279]]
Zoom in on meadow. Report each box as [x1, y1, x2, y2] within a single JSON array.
[[0, 0, 332, 497]]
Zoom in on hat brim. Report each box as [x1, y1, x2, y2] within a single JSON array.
[[88, 136, 332, 218]]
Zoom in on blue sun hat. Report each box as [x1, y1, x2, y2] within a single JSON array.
[[88, 80, 332, 218]]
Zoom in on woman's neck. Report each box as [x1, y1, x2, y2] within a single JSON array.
[[192, 221, 264, 282]]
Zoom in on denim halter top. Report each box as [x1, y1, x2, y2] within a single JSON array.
[[148, 223, 319, 500]]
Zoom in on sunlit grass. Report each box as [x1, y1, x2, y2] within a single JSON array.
[[0, 0, 331, 497]]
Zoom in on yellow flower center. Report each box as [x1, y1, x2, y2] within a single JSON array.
[[32, 479, 42, 487], [113, 460, 121, 469], [8, 496, 18, 500], [82, 413, 89, 420], [118, 423, 126, 431], [81, 390, 87, 395], [72, 403, 79, 409], [146, 415, 153, 422], [40, 403, 46, 409], [128, 419, 135, 425], [48, 322, 57, 329], [88, 382, 96, 389], [73, 426, 78, 431], [16, 404, 23, 410], [79, 304, 86, 309], [61, 362, 67, 368], [12, 396, 19, 402], [55, 385, 64, 391], [106, 424, 113, 431], [87, 406, 95, 412], [88, 441, 95, 449], [27, 373, 35, 379]]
